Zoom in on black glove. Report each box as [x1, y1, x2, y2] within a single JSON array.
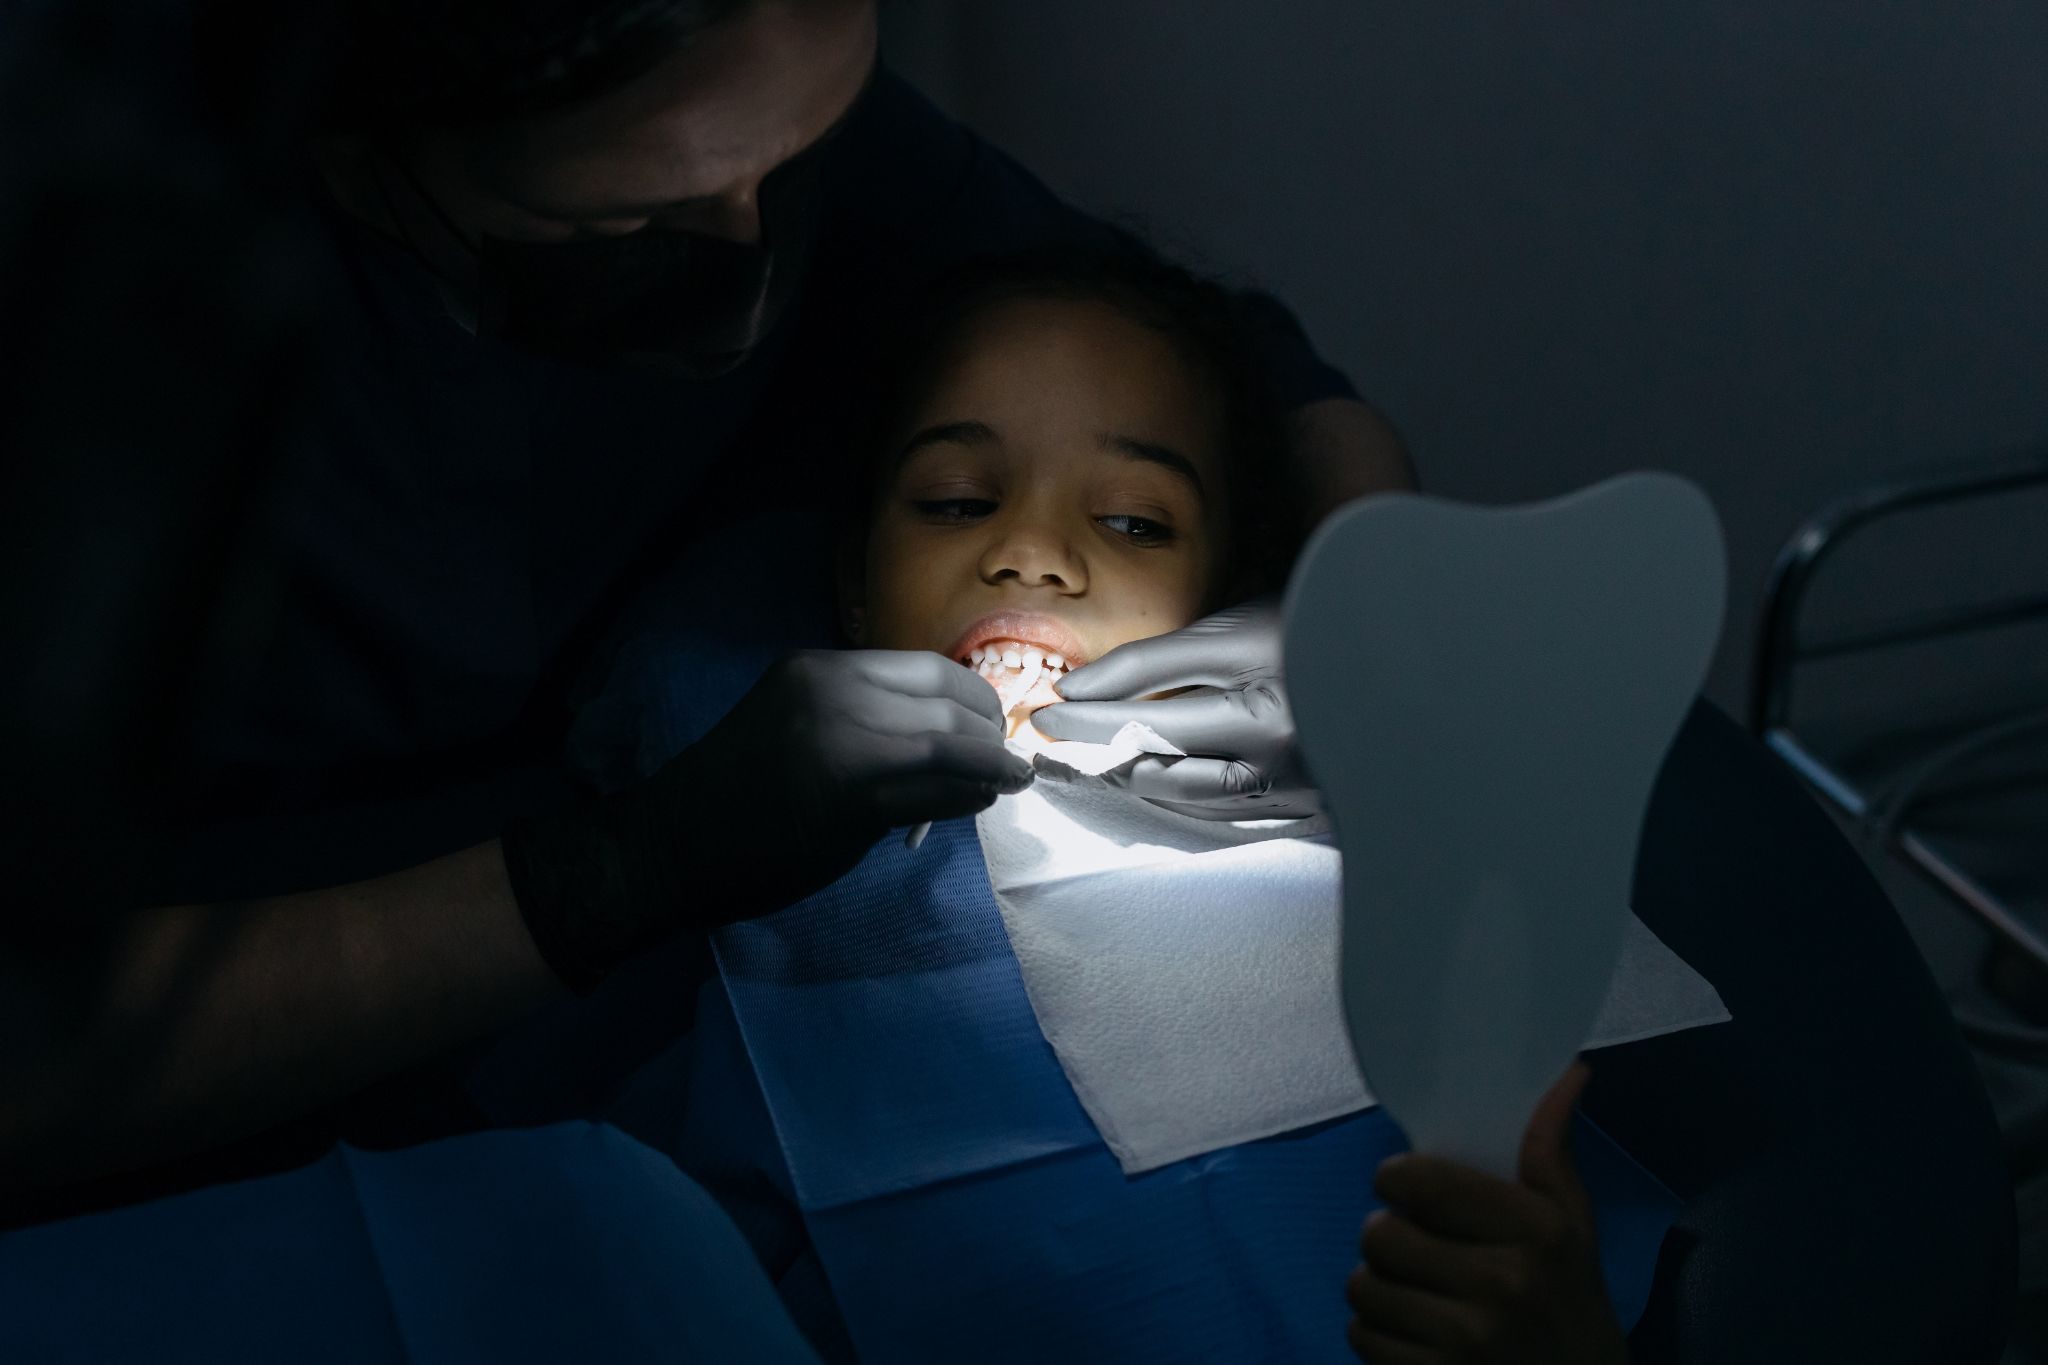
[[1033, 597, 1322, 820], [504, 649, 1032, 991]]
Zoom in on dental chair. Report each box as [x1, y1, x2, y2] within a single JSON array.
[[1720, 449, 2048, 1361], [1751, 449, 2048, 1088], [1586, 692, 2014, 1361], [1585, 452, 2038, 1361]]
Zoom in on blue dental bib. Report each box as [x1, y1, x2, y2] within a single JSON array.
[[706, 817, 1679, 1362]]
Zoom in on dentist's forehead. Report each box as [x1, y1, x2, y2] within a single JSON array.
[[468, 0, 875, 219]]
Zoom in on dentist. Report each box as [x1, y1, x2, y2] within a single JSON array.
[[1, 0, 1413, 1214]]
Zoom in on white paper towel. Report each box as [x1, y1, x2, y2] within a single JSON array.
[[978, 728, 1733, 1175]]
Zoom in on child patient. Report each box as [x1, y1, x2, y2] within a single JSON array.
[[826, 246, 1630, 1363], [831, 246, 1297, 744]]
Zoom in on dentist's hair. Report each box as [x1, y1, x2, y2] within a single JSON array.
[[850, 241, 1302, 604], [226, 0, 759, 133]]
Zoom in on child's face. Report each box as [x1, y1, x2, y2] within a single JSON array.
[[846, 294, 1233, 738]]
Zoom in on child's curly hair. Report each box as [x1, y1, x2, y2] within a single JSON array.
[[847, 242, 1303, 606]]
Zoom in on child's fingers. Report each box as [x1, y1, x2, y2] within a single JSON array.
[[1342, 1317, 1436, 1365], [1518, 1059, 1594, 1216], [1373, 1154, 1555, 1245], [1344, 1259, 1479, 1352], [1359, 1207, 1526, 1302]]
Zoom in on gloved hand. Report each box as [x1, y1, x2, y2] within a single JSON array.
[[504, 649, 1032, 990], [1028, 597, 1321, 821]]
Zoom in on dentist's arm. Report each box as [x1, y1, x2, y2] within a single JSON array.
[[0, 843, 562, 1209], [1286, 396, 1420, 527], [1, 650, 1026, 1207]]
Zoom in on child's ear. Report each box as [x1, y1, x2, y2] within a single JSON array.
[[1211, 551, 1269, 614]]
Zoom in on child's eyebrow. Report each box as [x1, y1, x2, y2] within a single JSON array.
[[895, 420, 998, 468], [1100, 433, 1206, 503], [891, 422, 1206, 506]]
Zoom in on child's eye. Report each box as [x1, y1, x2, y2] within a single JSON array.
[[1099, 514, 1177, 546], [913, 498, 997, 522]]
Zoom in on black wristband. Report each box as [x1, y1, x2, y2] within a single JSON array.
[[501, 741, 861, 992], [501, 786, 685, 995]]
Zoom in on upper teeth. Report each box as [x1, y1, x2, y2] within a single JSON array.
[[968, 640, 1070, 675]]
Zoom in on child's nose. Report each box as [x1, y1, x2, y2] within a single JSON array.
[[980, 529, 1085, 592]]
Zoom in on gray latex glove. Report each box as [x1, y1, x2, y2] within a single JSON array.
[[1028, 597, 1322, 820], [505, 649, 1032, 989]]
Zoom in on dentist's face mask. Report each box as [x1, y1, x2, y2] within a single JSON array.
[[469, 132, 829, 378]]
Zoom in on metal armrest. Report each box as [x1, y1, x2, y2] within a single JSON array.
[[1747, 447, 2048, 985], [1749, 447, 2048, 737]]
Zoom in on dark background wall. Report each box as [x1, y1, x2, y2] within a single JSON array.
[[880, 1, 2048, 719]]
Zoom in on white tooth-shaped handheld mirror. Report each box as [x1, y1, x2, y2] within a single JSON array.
[[1281, 472, 1725, 1180]]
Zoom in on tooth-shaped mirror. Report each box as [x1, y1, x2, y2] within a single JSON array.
[[1282, 473, 1725, 1179]]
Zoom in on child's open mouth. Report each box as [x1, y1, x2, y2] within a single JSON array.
[[963, 641, 1071, 740]]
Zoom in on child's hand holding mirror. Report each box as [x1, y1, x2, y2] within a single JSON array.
[[1344, 1062, 1629, 1365]]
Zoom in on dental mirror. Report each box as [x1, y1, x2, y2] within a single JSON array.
[[1282, 472, 1724, 1179]]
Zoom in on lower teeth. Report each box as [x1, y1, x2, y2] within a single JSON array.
[[972, 660, 1065, 710]]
